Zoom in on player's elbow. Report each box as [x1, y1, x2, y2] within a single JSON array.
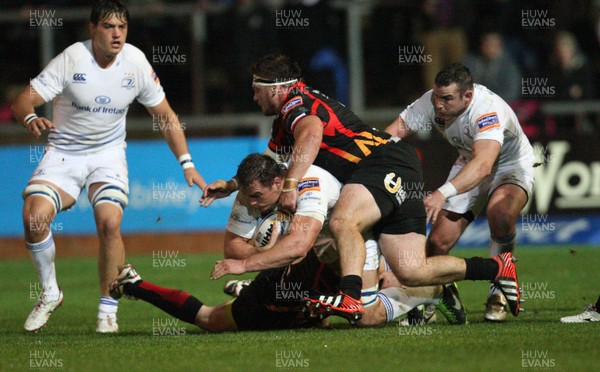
[[223, 244, 255, 260], [10, 93, 24, 118]]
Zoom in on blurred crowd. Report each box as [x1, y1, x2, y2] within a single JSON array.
[[1, 0, 599, 138]]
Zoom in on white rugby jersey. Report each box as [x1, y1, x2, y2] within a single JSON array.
[[31, 40, 165, 152], [400, 84, 534, 167], [226, 164, 342, 263]]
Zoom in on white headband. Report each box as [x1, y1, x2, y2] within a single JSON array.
[[252, 76, 298, 86]]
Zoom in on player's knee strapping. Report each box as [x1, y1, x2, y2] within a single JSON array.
[[362, 285, 379, 308], [91, 184, 129, 211], [22, 184, 62, 215], [362, 239, 380, 308]]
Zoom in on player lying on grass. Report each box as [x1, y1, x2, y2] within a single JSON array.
[[110, 154, 466, 331], [201, 55, 521, 324]]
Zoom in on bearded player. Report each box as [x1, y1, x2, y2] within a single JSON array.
[[386, 63, 534, 321]]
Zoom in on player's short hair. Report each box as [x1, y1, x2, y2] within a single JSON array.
[[435, 63, 474, 95], [251, 54, 302, 84], [236, 154, 286, 189], [90, 0, 129, 25]]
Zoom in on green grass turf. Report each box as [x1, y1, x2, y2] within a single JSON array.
[[1, 246, 598, 371]]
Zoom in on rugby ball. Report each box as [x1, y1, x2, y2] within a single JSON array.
[[251, 211, 292, 251]]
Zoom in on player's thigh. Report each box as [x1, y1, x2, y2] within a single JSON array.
[[427, 209, 471, 255], [378, 232, 427, 283], [486, 183, 528, 233], [331, 183, 381, 231], [86, 146, 130, 229], [486, 165, 533, 234], [27, 148, 85, 212], [86, 144, 129, 196]]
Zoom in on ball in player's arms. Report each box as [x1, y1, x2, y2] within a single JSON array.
[[252, 211, 292, 251]]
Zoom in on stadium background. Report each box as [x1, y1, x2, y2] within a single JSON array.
[[0, 1, 599, 256]]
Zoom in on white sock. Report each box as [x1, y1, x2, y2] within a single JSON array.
[[377, 287, 436, 322], [99, 296, 119, 319], [489, 232, 516, 256], [26, 232, 60, 301]]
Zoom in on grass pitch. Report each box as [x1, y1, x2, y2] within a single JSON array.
[[1, 246, 598, 371]]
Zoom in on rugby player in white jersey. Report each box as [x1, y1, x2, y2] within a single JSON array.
[[110, 154, 462, 331], [386, 63, 534, 321], [11, 0, 206, 333]]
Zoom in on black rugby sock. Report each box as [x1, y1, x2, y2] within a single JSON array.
[[464, 257, 499, 281], [339, 275, 362, 300], [125, 281, 203, 324]]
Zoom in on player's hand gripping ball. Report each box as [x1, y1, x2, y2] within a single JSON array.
[[251, 210, 292, 251]]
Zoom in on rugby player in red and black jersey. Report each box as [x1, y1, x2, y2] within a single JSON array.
[[202, 55, 521, 323], [264, 79, 389, 185]]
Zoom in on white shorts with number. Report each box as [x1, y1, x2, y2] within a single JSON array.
[[29, 144, 129, 206], [443, 157, 534, 217]]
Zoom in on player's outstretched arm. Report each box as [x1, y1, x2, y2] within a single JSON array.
[[384, 115, 414, 138], [424, 139, 501, 224], [200, 178, 239, 207], [147, 98, 207, 190], [278, 115, 323, 213], [11, 84, 55, 138]]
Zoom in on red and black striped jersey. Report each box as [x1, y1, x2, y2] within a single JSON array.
[[268, 81, 391, 183]]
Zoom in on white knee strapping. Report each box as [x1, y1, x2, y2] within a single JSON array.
[[361, 240, 381, 308], [377, 287, 438, 322], [22, 184, 62, 214], [363, 239, 380, 271], [91, 184, 129, 211], [361, 285, 379, 308]]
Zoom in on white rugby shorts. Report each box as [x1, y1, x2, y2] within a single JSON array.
[[443, 159, 534, 216], [29, 143, 129, 204]]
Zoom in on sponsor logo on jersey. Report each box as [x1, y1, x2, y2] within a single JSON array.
[[95, 95, 111, 105], [298, 177, 320, 194], [121, 77, 135, 89], [476, 112, 500, 132], [72, 73, 87, 83], [281, 96, 303, 117]]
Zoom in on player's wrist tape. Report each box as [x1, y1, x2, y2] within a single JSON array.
[[23, 113, 38, 127], [283, 178, 299, 190], [437, 182, 457, 199], [178, 153, 195, 169], [228, 177, 239, 192]]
